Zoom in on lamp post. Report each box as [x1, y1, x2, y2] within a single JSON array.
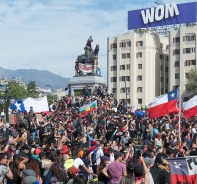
[[0, 85, 15, 141], [122, 77, 128, 122]]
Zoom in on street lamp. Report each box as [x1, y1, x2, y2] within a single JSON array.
[[122, 77, 129, 122], [0, 85, 15, 140]]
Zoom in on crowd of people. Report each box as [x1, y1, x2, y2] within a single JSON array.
[[0, 84, 196, 184]]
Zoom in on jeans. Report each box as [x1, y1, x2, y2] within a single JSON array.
[[31, 132, 36, 139], [87, 134, 93, 147]]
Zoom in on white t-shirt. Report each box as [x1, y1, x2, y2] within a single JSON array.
[[73, 158, 84, 169], [191, 127, 196, 139], [95, 147, 104, 165]]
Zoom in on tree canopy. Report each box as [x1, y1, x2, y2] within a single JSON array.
[[185, 68, 197, 97]]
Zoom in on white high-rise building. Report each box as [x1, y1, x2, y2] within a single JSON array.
[[169, 25, 197, 103], [107, 30, 169, 108]]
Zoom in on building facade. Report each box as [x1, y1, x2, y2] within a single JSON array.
[[108, 25, 197, 108], [107, 29, 169, 108], [169, 25, 197, 103]]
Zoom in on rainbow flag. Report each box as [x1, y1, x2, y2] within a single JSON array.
[[78, 101, 97, 117]]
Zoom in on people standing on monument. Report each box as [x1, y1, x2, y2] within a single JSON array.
[[86, 36, 93, 51]]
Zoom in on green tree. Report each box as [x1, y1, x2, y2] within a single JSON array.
[[185, 68, 197, 97], [8, 83, 27, 100], [46, 94, 54, 103], [27, 81, 38, 98]]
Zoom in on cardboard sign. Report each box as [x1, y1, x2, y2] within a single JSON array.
[[9, 114, 14, 124], [16, 114, 23, 124]]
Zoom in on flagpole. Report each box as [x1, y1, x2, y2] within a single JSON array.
[[178, 87, 181, 133]]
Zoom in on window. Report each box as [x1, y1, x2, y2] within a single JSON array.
[[120, 88, 126, 93], [173, 49, 180, 55], [165, 89, 168, 93], [173, 37, 180, 43], [126, 64, 130, 70], [160, 77, 163, 82], [175, 73, 179, 79], [113, 54, 116, 60], [137, 75, 142, 81], [165, 66, 168, 72], [136, 52, 142, 58], [126, 88, 130, 94], [166, 78, 168, 83], [166, 45, 169, 50], [127, 41, 131, 47], [122, 53, 130, 59], [166, 56, 169, 61], [185, 36, 190, 41], [174, 61, 179, 67], [160, 66, 163, 71], [185, 73, 189, 78], [110, 43, 117, 49], [111, 77, 117, 82], [120, 65, 125, 70], [160, 43, 163, 48], [138, 99, 142, 104], [185, 60, 196, 66], [191, 48, 196, 53], [137, 87, 142, 92], [138, 64, 142, 69], [111, 66, 117, 71], [191, 35, 196, 41], [120, 76, 125, 81], [126, 76, 130, 81], [161, 88, 164, 94], [160, 54, 164, 60], [183, 48, 191, 54], [191, 60, 196, 65], [120, 41, 131, 48], [112, 88, 117, 93], [137, 41, 143, 47]]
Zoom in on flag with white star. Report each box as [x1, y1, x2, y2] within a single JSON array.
[[167, 156, 197, 183]]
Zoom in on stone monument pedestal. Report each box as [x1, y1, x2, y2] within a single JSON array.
[[68, 75, 106, 96]]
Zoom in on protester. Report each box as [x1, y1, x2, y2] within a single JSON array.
[[2, 84, 197, 184]]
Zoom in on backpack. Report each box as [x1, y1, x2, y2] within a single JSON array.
[[150, 165, 161, 184], [91, 147, 99, 165], [127, 156, 139, 174]]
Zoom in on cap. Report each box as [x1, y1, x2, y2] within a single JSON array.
[[61, 145, 68, 154], [23, 176, 38, 184], [5, 151, 11, 160], [69, 166, 80, 175], [101, 156, 110, 162], [50, 176, 58, 183], [35, 149, 42, 155], [144, 157, 154, 166], [114, 151, 123, 160], [22, 169, 36, 177], [22, 144, 29, 150]]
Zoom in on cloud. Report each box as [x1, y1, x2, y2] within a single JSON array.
[[0, 0, 195, 82]]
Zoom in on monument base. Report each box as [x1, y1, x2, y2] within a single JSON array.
[[68, 75, 106, 96]]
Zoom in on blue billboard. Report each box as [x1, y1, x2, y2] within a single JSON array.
[[128, 2, 197, 30]]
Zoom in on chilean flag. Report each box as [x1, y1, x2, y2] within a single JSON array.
[[147, 88, 179, 119], [183, 96, 197, 119]]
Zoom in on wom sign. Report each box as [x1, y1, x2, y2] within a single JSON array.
[[128, 2, 197, 30], [141, 2, 179, 24]]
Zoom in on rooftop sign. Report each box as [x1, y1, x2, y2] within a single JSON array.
[[128, 2, 197, 30]]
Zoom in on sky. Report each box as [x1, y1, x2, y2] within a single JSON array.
[[0, 0, 195, 81]]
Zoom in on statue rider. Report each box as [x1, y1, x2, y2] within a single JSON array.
[[86, 36, 93, 51]]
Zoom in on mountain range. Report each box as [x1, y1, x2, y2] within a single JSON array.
[[0, 67, 70, 92]]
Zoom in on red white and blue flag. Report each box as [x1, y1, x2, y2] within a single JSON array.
[[147, 88, 179, 119], [167, 156, 197, 184]]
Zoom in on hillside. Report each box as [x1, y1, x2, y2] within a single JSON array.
[[0, 67, 70, 91]]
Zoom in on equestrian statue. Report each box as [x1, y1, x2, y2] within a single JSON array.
[[75, 36, 101, 76]]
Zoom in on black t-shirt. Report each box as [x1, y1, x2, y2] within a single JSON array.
[[38, 126, 45, 137], [7, 171, 21, 184], [79, 157, 90, 176]]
